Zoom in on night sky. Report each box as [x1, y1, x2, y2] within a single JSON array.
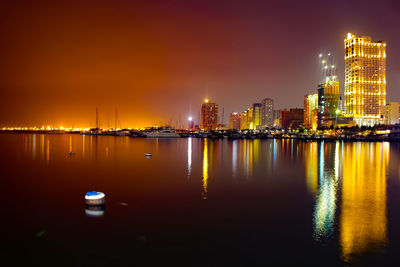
[[0, 0, 399, 128]]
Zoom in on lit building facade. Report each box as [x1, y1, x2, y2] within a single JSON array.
[[261, 98, 274, 127], [240, 110, 248, 130], [229, 112, 241, 130], [304, 94, 319, 130], [200, 99, 218, 130], [252, 103, 262, 129], [384, 102, 400, 125], [344, 33, 386, 126], [318, 81, 340, 127]]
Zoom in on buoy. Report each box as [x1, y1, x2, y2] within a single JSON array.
[[85, 191, 105, 206], [145, 153, 152, 157]]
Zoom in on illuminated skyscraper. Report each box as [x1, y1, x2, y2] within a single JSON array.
[[261, 98, 274, 127], [317, 53, 340, 127], [240, 110, 248, 130], [200, 99, 218, 130], [344, 33, 387, 126], [252, 103, 262, 129], [304, 94, 318, 130], [229, 112, 241, 130]]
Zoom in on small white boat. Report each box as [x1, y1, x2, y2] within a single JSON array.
[[85, 191, 105, 205], [145, 153, 152, 157], [68, 151, 75, 155]]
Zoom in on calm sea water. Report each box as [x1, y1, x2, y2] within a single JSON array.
[[2, 133, 400, 265]]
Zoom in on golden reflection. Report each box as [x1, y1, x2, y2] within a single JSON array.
[[69, 136, 72, 153], [46, 139, 50, 164], [340, 142, 388, 262], [305, 142, 318, 194], [202, 138, 208, 200]]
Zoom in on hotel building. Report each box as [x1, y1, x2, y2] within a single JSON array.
[[200, 99, 218, 130], [344, 33, 386, 126]]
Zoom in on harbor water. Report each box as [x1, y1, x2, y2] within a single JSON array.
[[1, 133, 400, 265]]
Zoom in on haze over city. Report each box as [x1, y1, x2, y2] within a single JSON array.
[[1, 0, 399, 128]]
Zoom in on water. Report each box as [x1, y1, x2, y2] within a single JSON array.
[[2, 133, 400, 265]]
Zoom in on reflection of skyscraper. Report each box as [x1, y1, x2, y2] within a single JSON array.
[[201, 99, 218, 130], [202, 139, 208, 200], [312, 141, 338, 241], [305, 142, 318, 194], [344, 33, 387, 126], [340, 142, 388, 262], [261, 98, 274, 127]]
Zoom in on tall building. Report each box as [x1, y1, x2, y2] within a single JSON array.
[[344, 33, 387, 126], [261, 98, 274, 127], [318, 80, 340, 127], [304, 94, 318, 130], [384, 102, 400, 125], [200, 99, 218, 130], [229, 112, 241, 130], [240, 110, 248, 130], [247, 107, 254, 129], [252, 103, 262, 129]]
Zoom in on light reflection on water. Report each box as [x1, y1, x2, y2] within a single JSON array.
[[9, 134, 400, 264]]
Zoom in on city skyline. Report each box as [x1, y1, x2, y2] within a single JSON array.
[[1, 0, 400, 128]]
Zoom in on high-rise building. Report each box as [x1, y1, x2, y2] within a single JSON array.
[[384, 102, 400, 125], [252, 103, 262, 129], [200, 99, 218, 130], [261, 98, 274, 127], [229, 112, 241, 130], [247, 107, 254, 129], [318, 80, 340, 127], [304, 94, 319, 130], [344, 33, 386, 126], [240, 110, 248, 130]]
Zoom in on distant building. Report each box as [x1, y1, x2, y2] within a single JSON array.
[[304, 94, 318, 130], [240, 110, 248, 130], [252, 103, 262, 129], [281, 108, 304, 129], [261, 98, 274, 127], [384, 102, 400, 125], [247, 107, 254, 129], [229, 112, 241, 130], [200, 99, 218, 130], [344, 33, 386, 126]]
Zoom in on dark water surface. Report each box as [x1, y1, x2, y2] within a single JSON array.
[[2, 133, 400, 265]]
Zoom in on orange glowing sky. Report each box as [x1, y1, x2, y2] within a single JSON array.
[[0, 0, 399, 128]]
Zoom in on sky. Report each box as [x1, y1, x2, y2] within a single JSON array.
[[0, 0, 399, 128]]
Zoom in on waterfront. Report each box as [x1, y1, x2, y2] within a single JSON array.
[[2, 133, 400, 265]]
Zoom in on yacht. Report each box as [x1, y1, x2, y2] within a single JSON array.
[[144, 128, 180, 138]]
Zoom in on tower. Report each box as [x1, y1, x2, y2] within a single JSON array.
[[344, 33, 386, 126]]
